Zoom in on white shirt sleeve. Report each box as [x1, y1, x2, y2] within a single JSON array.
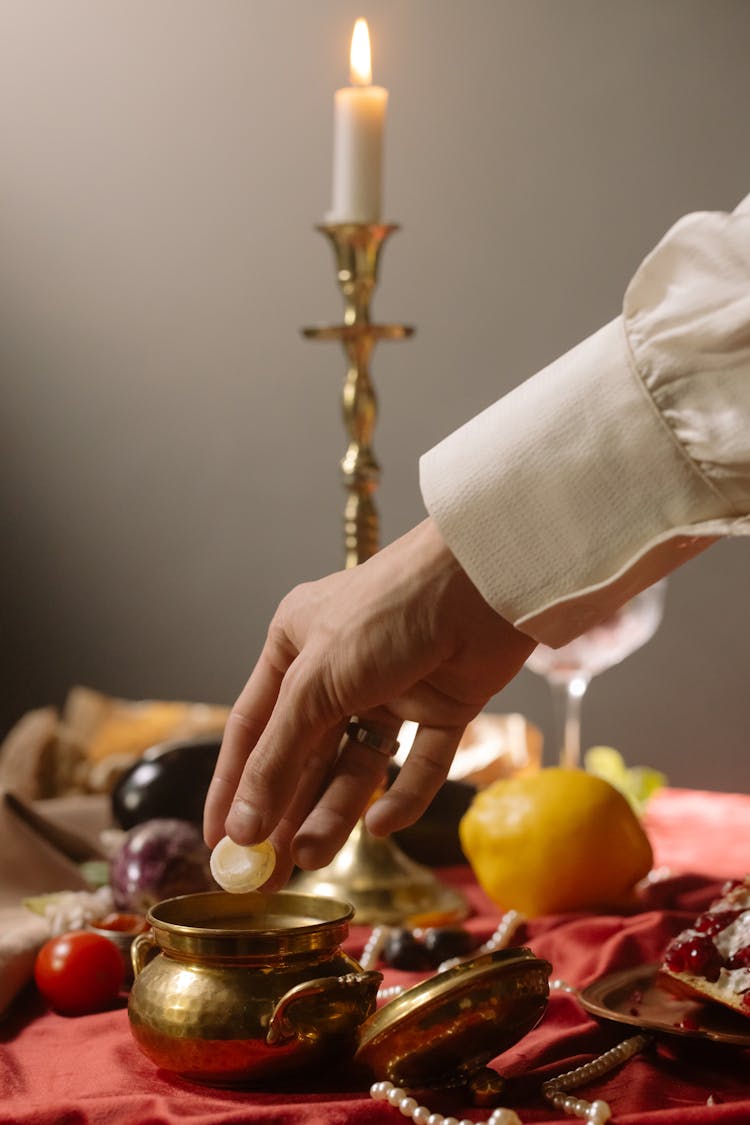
[[419, 194, 750, 648]]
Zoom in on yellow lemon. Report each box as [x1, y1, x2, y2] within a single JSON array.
[[458, 768, 653, 916]]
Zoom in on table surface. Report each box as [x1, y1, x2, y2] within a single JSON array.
[[1, 787, 748, 1125]]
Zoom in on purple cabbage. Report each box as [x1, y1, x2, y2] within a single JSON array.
[[110, 818, 216, 912]]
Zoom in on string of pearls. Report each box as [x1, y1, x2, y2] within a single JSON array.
[[362, 918, 651, 1125], [362, 911, 527, 1002], [359, 924, 391, 972], [369, 1032, 650, 1125], [541, 1033, 651, 1121], [436, 911, 527, 972], [370, 1083, 522, 1125]]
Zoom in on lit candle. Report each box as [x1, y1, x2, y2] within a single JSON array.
[[327, 19, 387, 223]]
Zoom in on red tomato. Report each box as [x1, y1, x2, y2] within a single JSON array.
[[34, 931, 125, 1015]]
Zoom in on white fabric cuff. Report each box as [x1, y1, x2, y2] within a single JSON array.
[[420, 317, 740, 647]]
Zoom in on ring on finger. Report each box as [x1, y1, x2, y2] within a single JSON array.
[[345, 720, 400, 758]]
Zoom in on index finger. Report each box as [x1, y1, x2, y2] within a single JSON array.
[[203, 651, 285, 847], [221, 653, 346, 846]]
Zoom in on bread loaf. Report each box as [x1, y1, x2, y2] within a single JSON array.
[[0, 687, 229, 797]]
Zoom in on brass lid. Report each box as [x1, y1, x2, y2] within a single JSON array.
[[356, 947, 551, 1091]]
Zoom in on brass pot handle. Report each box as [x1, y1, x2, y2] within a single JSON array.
[[131, 930, 159, 978], [266, 970, 381, 1046]]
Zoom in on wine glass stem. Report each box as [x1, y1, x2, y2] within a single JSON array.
[[551, 676, 590, 769]]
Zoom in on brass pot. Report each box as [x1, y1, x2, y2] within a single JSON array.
[[127, 890, 381, 1085]]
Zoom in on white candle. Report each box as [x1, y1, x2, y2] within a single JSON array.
[[327, 19, 388, 223]]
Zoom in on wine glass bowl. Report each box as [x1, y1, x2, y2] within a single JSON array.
[[525, 580, 667, 768]]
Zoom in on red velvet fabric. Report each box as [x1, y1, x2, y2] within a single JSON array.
[[1, 788, 748, 1125]]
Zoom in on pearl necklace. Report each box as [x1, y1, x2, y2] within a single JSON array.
[[362, 917, 651, 1124], [369, 1029, 650, 1125], [360, 909, 526, 993]]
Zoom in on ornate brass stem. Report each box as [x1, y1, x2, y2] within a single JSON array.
[[303, 223, 413, 568]]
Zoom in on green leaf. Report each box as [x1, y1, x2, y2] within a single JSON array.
[[23, 892, 67, 916], [584, 745, 667, 814]]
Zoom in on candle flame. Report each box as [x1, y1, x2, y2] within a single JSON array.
[[349, 18, 372, 85]]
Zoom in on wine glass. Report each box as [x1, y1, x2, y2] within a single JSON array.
[[525, 580, 667, 769]]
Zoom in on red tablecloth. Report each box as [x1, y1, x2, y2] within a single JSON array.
[[1, 788, 748, 1125]]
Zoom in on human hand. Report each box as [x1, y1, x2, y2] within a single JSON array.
[[203, 518, 535, 888]]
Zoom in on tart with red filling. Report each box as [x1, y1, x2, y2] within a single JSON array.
[[660, 876, 750, 1017]]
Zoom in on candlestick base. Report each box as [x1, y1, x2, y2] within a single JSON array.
[[291, 818, 468, 927]]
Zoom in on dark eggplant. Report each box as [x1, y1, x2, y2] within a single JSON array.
[[111, 736, 221, 830], [390, 764, 475, 867]]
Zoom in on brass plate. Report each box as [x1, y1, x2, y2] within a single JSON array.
[[355, 947, 551, 1090], [579, 964, 750, 1047]]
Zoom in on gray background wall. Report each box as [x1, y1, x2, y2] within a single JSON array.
[[1, 0, 748, 792]]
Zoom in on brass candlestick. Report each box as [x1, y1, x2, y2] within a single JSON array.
[[296, 222, 467, 926], [302, 222, 412, 567]]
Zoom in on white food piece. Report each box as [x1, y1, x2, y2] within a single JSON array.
[[210, 836, 276, 893]]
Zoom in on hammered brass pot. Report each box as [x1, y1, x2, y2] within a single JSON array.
[[127, 890, 381, 1085]]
